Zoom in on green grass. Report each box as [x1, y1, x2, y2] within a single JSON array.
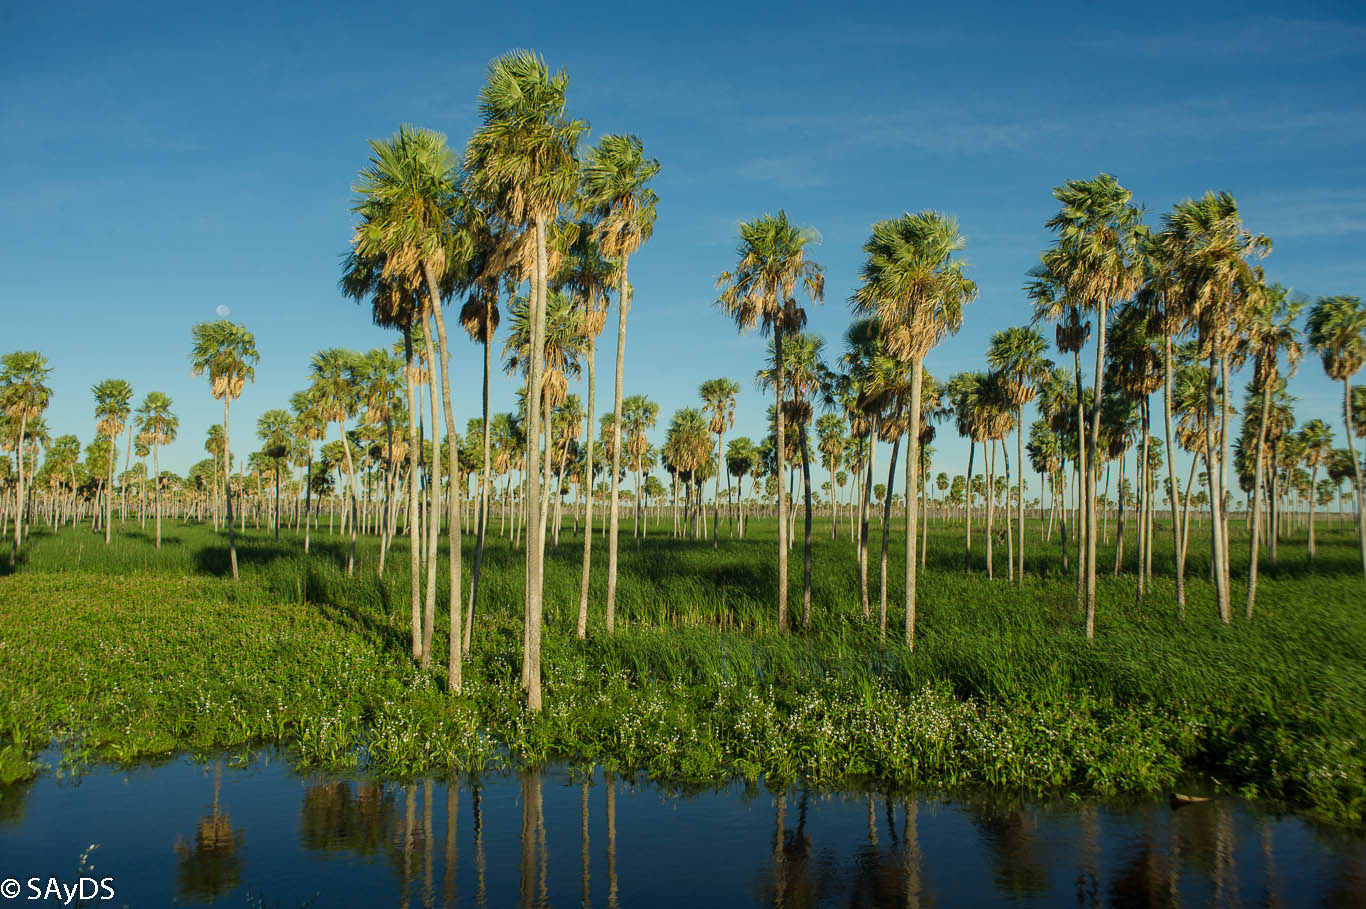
[[0, 510, 1362, 824]]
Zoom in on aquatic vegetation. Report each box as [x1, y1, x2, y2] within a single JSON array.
[[0, 520, 1362, 825]]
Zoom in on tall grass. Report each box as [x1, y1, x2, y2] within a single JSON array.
[[0, 515, 1362, 823]]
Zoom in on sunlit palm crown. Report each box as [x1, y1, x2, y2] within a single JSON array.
[[663, 407, 710, 475], [580, 133, 660, 264], [308, 348, 363, 423], [1159, 191, 1270, 360], [1041, 174, 1145, 313], [190, 321, 258, 402], [136, 391, 178, 446], [0, 351, 53, 424], [465, 50, 585, 226], [986, 325, 1051, 407], [351, 125, 463, 293], [854, 210, 976, 361], [1242, 280, 1303, 392], [1306, 295, 1366, 381], [503, 290, 586, 407], [699, 378, 740, 436], [91, 378, 133, 439], [717, 210, 824, 336]]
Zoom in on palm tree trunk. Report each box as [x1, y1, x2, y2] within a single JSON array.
[[1086, 312, 1107, 639], [799, 419, 814, 630], [605, 252, 632, 634], [1344, 376, 1366, 576], [9, 415, 25, 567], [986, 440, 996, 580], [1074, 348, 1087, 614], [105, 426, 116, 546], [774, 323, 788, 633], [879, 436, 901, 639], [426, 285, 464, 694], [224, 400, 238, 580], [1016, 407, 1025, 583], [1246, 381, 1272, 619], [906, 360, 923, 649], [859, 429, 875, 620], [1308, 462, 1319, 560], [403, 327, 423, 662], [524, 214, 549, 710], [1205, 356, 1230, 623], [964, 440, 975, 572]]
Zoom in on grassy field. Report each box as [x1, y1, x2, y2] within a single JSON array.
[[1, 511, 1362, 824]]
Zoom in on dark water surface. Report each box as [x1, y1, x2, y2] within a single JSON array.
[[1, 752, 1362, 907]]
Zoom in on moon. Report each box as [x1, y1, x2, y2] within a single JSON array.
[[215, 304, 231, 317]]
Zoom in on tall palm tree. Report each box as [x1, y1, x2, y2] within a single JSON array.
[[1103, 301, 1163, 599], [700, 378, 740, 550], [351, 123, 467, 693], [256, 409, 293, 543], [726, 436, 757, 537], [135, 392, 177, 548], [190, 320, 258, 580], [1034, 175, 1143, 639], [1241, 281, 1301, 616], [815, 413, 847, 540], [580, 133, 659, 635], [92, 379, 133, 547], [718, 211, 825, 632], [1, 351, 52, 565], [1307, 294, 1366, 575], [621, 394, 659, 543], [853, 211, 976, 649], [290, 388, 327, 555], [554, 229, 616, 639], [1163, 192, 1270, 621], [986, 326, 1052, 583], [1298, 418, 1334, 559], [310, 349, 364, 579], [466, 52, 585, 708]]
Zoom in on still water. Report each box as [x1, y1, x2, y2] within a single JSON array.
[[1, 751, 1362, 907]]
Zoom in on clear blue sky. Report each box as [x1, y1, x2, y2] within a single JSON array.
[[4, 0, 1364, 489]]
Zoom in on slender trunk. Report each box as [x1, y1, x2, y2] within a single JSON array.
[[1344, 376, 1366, 576], [1074, 348, 1087, 614], [1307, 463, 1319, 560], [524, 214, 549, 710], [964, 440, 976, 572], [224, 400, 238, 580], [878, 436, 901, 639], [905, 360, 923, 649], [605, 252, 631, 634], [859, 429, 875, 620], [1016, 406, 1025, 583], [425, 273, 463, 694], [1205, 357, 1230, 623], [404, 327, 423, 662], [1086, 311, 1107, 639], [799, 418, 813, 630], [986, 440, 995, 580], [1246, 380, 1272, 619], [774, 323, 789, 632], [105, 423, 117, 546]]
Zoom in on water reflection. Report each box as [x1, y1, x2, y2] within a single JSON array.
[[173, 762, 245, 903], [2, 757, 1364, 907]]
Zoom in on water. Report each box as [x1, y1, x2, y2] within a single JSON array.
[[1, 752, 1362, 907]]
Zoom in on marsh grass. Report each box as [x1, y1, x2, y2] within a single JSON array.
[[0, 515, 1362, 823]]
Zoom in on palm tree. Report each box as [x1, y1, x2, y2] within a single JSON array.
[[853, 211, 976, 648], [554, 229, 616, 639], [718, 211, 825, 632], [726, 436, 757, 537], [466, 52, 585, 708], [351, 123, 467, 693], [1, 351, 52, 565], [699, 378, 740, 550], [580, 133, 659, 635], [190, 320, 258, 580], [136, 392, 178, 548], [986, 326, 1052, 583], [1241, 281, 1301, 617], [1307, 294, 1366, 575], [1034, 175, 1143, 639], [815, 413, 846, 540], [1163, 192, 1270, 621], [256, 409, 293, 543], [621, 394, 659, 543], [1103, 301, 1163, 599], [92, 379, 133, 547], [310, 349, 364, 578], [1298, 418, 1334, 560]]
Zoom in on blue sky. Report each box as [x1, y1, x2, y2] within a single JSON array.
[[3, 0, 1364, 489]]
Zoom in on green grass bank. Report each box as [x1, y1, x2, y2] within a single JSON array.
[[1, 515, 1362, 824]]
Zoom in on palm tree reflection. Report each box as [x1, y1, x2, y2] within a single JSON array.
[[174, 762, 245, 903]]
